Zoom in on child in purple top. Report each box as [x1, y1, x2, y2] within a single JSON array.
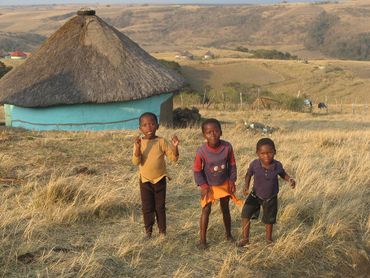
[[193, 118, 241, 249], [237, 138, 296, 247]]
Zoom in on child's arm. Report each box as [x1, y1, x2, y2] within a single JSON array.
[[243, 162, 254, 196], [163, 137, 179, 162], [278, 162, 296, 189], [132, 136, 141, 165], [244, 174, 252, 196], [193, 152, 210, 194], [227, 145, 237, 194]]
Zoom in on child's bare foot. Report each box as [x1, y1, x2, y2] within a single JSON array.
[[236, 239, 250, 247], [266, 239, 274, 246], [196, 241, 208, 250], [143, 233, 152, 240], [226, 235, 235, 242]]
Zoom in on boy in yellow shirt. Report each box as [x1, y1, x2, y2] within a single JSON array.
[[132, 112, 179, 238]]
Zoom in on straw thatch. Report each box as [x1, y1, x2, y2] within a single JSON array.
[[0, 12, 186, 107]]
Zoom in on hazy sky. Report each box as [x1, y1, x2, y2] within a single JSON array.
[[0, 0, 327, 6]]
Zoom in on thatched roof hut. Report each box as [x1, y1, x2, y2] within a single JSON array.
[[0, 10, 186, 130]]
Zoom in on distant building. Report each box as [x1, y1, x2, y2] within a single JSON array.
[[203, 50, 215, 60], [175, 50, 194, 60], [9, 51, 27, 60], [0, 10, 186, 131]]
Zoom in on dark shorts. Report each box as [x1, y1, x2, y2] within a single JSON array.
[[241, 193, 278, 224]]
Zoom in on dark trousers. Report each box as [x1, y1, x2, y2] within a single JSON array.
[[139, 177, 167, 234]]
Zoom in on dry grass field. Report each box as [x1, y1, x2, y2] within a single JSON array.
[[0, 109, 369, 277]]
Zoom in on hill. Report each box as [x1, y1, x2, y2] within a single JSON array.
[[0, 31, 45, 52], [0, 1, 370, 59], [151, 50, 370, 103]]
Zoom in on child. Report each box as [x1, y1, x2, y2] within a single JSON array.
[[132, 112, 179, 238], [237, 138, 296, 247], [193, 118, 241, 249]]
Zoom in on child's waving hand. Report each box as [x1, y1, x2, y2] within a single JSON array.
[[171, 135, 180, 147]]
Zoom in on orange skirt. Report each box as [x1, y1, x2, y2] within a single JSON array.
[[201, 181, 242, 208]]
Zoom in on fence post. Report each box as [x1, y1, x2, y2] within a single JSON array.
[[240, 92, 243, 110], [202, 87, 207, 108]]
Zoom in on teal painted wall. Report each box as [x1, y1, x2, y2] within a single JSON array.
[[4, 93, 172, 131]]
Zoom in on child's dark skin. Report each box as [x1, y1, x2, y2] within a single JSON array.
[[239, 144, 295, 246], [134, 115, 179, 157], [199, 122, 235, 249]]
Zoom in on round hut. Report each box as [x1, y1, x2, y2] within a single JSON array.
[[0, 10, 186, 131]]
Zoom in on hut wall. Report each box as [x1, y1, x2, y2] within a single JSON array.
[[4, 93, 173, 131], [159, 95, 173, 127]]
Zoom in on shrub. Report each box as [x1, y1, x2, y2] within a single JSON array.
[[250, 49, 298, 60], [0, 61, 11, 79], [158, 59, 182, 73]]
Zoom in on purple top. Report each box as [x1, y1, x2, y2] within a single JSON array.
[[193, 140, 237, 186], [246, 159, 287, 200]]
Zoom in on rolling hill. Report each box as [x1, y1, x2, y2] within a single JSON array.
[[0, 0, 369, 59]]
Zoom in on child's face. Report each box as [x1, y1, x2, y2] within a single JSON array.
[[203, 123, 222, 147], [257, 144, 275, 166], [139, 115, 158, 139]]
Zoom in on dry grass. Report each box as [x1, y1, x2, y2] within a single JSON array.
[[0, 109, 369, 277]]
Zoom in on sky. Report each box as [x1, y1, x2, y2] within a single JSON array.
[[0, 0, 330, 6]]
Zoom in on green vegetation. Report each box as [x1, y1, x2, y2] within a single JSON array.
[[304, 11, 339, 50], [327, 33, 370, 60], [234, 47, 298, 60], [250, 49, 298, 60], [158, 59, 182, 73], [305, 11, 370, 60]]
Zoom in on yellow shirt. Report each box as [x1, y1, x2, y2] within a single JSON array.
[[132, 137, 178, 183]]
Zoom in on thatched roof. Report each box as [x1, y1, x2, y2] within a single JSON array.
[[0, 11, 186, 107]]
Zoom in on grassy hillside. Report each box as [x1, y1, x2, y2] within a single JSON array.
[[0, 109, 369, 277], [1, 1, 370, 59], [169, 56, 370, 104]]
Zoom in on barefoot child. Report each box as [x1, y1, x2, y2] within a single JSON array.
[[237, 138, 296, 247], [132, 112, 179, 238], [193, 118, 241, 249]]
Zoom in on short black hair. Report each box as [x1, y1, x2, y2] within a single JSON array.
[[201, 118, 222, 133], [139, 112, 158, 125], [256, 138, 276, 152]]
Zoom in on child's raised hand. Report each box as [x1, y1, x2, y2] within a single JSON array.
[[171, 135, 179, 147], [134, 136, 141, 148], [228, 180, 236, 194]]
